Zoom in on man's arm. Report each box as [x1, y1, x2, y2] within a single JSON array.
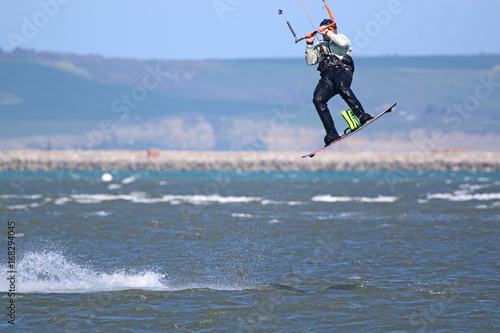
[[305, 43, 320, 66], [304, 31, 320, 66], [325, 30, 350, 48]]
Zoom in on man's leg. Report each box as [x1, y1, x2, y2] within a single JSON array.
[[313, 77, 340, 145], [336, 73, 372, 125]]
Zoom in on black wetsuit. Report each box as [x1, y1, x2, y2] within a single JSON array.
[[312, 53, 365, 136]]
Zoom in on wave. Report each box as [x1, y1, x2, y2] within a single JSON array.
[[4, 192, 310, 208], [5, 203, 41, 210], [121, 176, 137, 184], [4, 191, 399, 209], [3, 192, 262, 207], [232, 213, 253, 218], [71, 193, 262, 205], [0, 194, 43, 200], [311, 195, 398, 203], [426, 192, 500, 201], [0, 251, 252, 294]]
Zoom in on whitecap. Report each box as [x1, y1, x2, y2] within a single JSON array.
[[232, 213, 253, 218], [1, 194, 42, 200], [159, 194, 261, 205], [311, 195, 398, 203], [50, 192, 262, 205], [54, 197, 70, 205], [6, 204, 29, 210], [426, 192, 500, 201], [108, 184, 122, 190], [261, 199, 304, 206], [88, 211, 110, 217], [71, 193, 139, 204], [121, 176, 136, 184], [311, 195, 353, 203]]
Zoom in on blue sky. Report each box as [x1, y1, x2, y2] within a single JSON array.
[[1, 0, 499, 60]]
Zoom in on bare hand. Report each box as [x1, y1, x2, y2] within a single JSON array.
[[305, 31, 316, 43], [317, 25, 328, 36]]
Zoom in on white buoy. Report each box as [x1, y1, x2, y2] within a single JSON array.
[[101, 173, 113, 182]]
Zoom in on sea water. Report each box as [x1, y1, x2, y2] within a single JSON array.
[[0, 170, 499, 332]]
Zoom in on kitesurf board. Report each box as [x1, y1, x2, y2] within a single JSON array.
[[302, 102, 397, 158]]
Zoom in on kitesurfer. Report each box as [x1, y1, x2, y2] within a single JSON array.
[[305, 19, 372, 145]]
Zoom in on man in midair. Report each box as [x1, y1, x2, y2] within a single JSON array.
[[305, 19, 372, 145]]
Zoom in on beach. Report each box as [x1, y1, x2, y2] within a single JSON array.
[[1, 150, 499, 172]]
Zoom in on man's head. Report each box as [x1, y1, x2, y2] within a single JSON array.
[[320, 19, 334, 27], [319, 19, 338, 39]]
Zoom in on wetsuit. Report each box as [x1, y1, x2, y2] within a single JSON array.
[[306, 30, 368, 140]]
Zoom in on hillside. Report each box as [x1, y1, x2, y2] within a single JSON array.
[[1, 49, 499, 151]]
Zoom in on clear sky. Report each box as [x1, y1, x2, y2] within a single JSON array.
[[1, 0, 499, 60]]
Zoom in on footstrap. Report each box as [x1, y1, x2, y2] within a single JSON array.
[[341, 109, 360, 131]]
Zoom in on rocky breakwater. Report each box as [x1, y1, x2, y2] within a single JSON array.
[[0, 150, 499, 172]]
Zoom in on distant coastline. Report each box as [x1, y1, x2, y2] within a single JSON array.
[[1, 150, 499, 172], [2, 51, 500, 153]]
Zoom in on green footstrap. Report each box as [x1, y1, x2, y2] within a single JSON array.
[[341, 109, 360, 131]]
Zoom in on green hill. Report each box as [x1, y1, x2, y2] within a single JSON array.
[[0, 58, 280, 123], [1, 50, 499, 151]]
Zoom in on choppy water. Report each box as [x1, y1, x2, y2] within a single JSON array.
[[1, 170, 499, 332]]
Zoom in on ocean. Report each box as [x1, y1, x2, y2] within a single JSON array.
[[1, 170, 499, 332]]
